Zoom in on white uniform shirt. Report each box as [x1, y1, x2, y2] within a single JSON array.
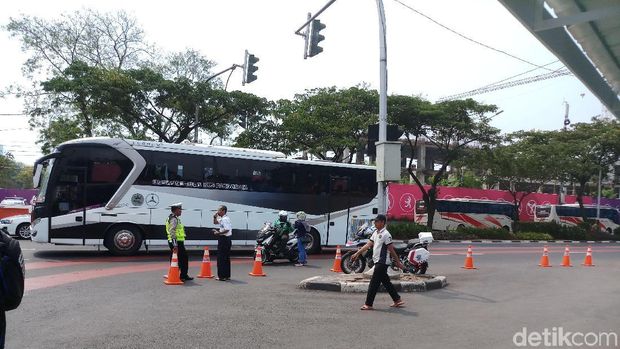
[[370, 228, 393, 265], [218, 215, 233, 237]]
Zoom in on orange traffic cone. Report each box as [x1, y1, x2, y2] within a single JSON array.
[[582, 246, 595, 267], [249, 246, 267, 276], [561, 246, 573, 267], [164, 247, 184, 285], [539, 245, 552, 267], [461, 245, 477, 269], [330, 245, 343, 272], [197, 246, 215, 278]]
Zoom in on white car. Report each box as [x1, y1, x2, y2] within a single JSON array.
[[0, 214, 31, 239], [0, 197, 28, 207]]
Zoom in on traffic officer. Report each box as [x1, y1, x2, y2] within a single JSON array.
[[212, 205, 232, 281], [166, 202, 192, 281]]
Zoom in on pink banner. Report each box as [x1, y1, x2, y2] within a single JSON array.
[[387, 184, 558, 222]]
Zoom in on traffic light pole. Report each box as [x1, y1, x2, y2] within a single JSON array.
[[376, 0, 388, 214], [194, 64, 243, 142], [294, 0, 336, 36]]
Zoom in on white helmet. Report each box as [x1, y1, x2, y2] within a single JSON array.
[[278, 210, 288, 217], [296, 211, 307, 221]]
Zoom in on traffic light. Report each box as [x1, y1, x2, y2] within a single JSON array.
[[306, 19, 326, 58], [243, 50, 259, 85]]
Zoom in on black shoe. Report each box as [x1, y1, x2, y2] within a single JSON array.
[[216, 277, 229, 281], [181, 276, 194, 281]]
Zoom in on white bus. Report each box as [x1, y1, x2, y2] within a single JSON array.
[[534, 204, 619, 234], [30, 138, 378, 255], [414, 199, 514, 231]]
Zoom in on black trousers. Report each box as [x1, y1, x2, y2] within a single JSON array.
[[365, 263, 401, 306], [168, 241, 189, 278], [217, 236, 232, 279]]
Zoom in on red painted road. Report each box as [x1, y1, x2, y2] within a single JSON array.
[[25, 259, 251, 292]]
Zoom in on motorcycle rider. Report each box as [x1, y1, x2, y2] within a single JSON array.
[[273, 210, 293, 251]]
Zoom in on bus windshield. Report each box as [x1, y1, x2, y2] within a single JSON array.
[[36, 159, 55, 203]]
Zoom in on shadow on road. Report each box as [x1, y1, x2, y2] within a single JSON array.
[[423, 288, 497, 304]]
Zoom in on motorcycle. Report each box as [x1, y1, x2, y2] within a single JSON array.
[[340, 222, 432, 274], [254, 222, 299, 264]]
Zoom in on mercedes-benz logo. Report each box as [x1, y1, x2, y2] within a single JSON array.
[[145, 193, 159, 207]]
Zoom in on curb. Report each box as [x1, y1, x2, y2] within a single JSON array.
[[299, 274, 448, 293], [433, 240, 620, 244]]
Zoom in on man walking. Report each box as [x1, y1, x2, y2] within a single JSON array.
[[166, 203, 192, 281], [213, 205, 232, 281], [352, 214, 405, 310]]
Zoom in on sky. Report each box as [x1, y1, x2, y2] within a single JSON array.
[[0, 0, 610, 165]]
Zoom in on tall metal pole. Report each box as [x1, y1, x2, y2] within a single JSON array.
[[596, 166, 602, 222], [376, 0, 388, 214], [193, 64, 242, 143]]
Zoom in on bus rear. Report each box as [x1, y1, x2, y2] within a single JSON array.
[[536, 204, 619, 234], [415, 199, 513, 231], [534, 205, 553, 222]]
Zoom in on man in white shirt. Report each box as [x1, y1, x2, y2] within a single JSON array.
[[352, 214, 405, 310], [213, 205, 232, 281]]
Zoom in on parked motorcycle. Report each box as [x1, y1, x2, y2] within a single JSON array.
[[254, 222, 299, 264], [340, 223, 432, 274], [398, 232, 433, 275], [340, 223, 375, 274]]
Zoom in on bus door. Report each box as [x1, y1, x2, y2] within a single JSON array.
[[50, 166, 88, 244], [326, 176, 351, 245]]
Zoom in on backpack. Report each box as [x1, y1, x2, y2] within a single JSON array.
[[0, 229, 25, 311]]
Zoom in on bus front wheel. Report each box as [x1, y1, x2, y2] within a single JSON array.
[[307, 228, 321, 254], [106, 225, 142, 256]]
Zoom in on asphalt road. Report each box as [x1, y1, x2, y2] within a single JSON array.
[[8, 241, 620, 349]]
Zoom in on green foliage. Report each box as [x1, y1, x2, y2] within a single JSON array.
[[439, 170, 483, 188], [456, 227, 515, 240], [386, 221, 429, 240], [514, 232, 554, 240], [0, 154, 33, 188], [272, 86, 378, 161], [514, 222, 587, 240], [391, 97, 500, 229], [601, 187, 617, 199], [36, 61, 270, 151], [430, 230, 478, 240], [551, 118, 620, 205]]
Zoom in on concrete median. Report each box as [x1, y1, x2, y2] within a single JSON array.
[[299, 273, 447, 293]]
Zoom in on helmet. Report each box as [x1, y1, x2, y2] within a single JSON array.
[[278, 210, 288, 222], [296, 211, 306, 221]]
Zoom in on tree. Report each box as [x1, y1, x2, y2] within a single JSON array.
[[393, 98, 500, 229], [5, 10, 156, 151], [0, 154, 33, 189], [552, 117, 620, 215], [41, 62, 261, 146], [5, 10, 232, 151], [466, 131, 559, 228], [269, 86, 378, 161]]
